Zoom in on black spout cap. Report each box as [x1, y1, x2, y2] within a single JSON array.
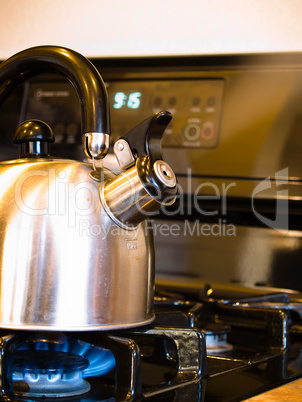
[[121, 111, 172, 163]]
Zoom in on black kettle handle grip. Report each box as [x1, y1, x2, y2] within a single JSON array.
[[121, 111, 172, 163], [0, 45, 110, 158]]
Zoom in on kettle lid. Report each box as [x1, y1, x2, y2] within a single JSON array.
[[14, 119, 54, 158]]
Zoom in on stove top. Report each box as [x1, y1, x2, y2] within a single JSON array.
[[1, 282, 302, 401]]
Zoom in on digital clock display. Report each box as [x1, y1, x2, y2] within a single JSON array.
[[113, 92, 142, 109]]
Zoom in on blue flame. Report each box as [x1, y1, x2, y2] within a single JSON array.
[[16, 334, 116, 377]]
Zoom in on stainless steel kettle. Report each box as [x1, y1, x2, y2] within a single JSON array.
[[0, 46, 177, 331]]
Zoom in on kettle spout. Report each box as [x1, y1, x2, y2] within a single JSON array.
[[100, 111, 177, 229], [101, 155, 177, 229]]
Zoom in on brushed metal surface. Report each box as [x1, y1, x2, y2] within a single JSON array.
[[0, 158, 155, 330], [101, 156, 177, 229]]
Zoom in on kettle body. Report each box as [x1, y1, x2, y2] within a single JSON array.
[[0, 157, 154, 330]]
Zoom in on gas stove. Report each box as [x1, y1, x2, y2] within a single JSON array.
[[1, 282, 302, 401]]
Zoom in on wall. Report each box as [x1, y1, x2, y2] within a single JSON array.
[[1, 0, 302, 59]]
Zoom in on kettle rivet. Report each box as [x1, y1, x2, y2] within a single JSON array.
[[116, 142, 124, 152], [153, 160, 176, 188], [57, 170, 67, 179]]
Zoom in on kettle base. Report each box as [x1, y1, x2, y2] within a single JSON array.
[[0, 316, 155, 332]]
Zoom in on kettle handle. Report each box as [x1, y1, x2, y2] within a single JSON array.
[[0, 46, 110, 159]]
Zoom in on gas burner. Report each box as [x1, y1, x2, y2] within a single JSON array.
[[154, 289, 189, 306], [201, 323, 233, 355], [12, 350, 91, 398]]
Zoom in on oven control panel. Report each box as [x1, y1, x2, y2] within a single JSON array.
[[108, 79, 224, 149], [22, 79, 224, 149]]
